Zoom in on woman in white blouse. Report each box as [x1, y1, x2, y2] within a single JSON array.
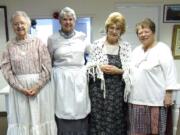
[[47, 7, 91, 135], [128, 18, 177, 135], [87, 12, 131, 135]]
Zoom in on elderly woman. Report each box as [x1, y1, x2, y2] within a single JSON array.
[[1, 11, 57, 135], [87, 12, 131, 135], [47, 7, 91, 135], [128, 18, 177, 135]]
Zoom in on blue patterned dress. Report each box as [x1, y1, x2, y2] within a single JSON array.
[[89, 46, 127, 135]]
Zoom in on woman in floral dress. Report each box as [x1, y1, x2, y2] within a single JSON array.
[[87, 12, 131, 135], [1, 11, 57, 135]]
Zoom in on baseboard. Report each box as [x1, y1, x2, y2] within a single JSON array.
[[0, 112, 7, 117]]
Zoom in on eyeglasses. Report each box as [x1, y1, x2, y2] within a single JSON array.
[[13, 21, 26, 27], [137, 29, 152, 37]]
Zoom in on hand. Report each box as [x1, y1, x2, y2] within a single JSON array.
[[27, 89, 37, 96], [27, 85, 40, 96], [20, 89, 30, 96], [100, 65, 123, 75], [18, 85, 40, 96], [164, 90, 173, 107]]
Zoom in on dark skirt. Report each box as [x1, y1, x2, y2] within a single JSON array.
[[89, 53, 127, 135], [55, 115, 88, 135]]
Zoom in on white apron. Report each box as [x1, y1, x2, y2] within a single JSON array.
[[7, 74, 57, 135], [53, 66, 91, 119]]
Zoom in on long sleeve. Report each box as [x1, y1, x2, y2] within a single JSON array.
[[36, 42, 52, 89], [1, 47, 24, 91], [121, 42, 132, 73], [120, 42, 132, 102]]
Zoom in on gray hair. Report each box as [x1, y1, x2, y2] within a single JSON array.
[[59, 7, 77, 20], [11, 11, 31, 27]]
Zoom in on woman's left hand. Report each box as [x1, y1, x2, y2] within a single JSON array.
[[164, 90, 173, 107]]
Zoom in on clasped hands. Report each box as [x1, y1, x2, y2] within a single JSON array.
[[20, 85, 40, 96], [100, 64, 123, 75]]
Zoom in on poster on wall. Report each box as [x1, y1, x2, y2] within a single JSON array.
[[163, 4, 180, 23]]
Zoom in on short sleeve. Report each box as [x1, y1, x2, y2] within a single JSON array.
[[159, 44, 178, 90]]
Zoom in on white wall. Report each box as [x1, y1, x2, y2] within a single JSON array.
[[4, 0, 180, 79], [0, 0, 180, 111], [2, 0, 180, 41]]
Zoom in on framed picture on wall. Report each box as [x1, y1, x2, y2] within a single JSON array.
[[172, 25, 180, 59], [163, 4, 180, 23]]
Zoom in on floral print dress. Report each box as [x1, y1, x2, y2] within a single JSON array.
[[1, 36, 57, 135], [89, 46, 127, 135]]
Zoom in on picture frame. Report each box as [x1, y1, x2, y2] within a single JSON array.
[[163, 4, 180, 23], [171, 25, 180, 59]]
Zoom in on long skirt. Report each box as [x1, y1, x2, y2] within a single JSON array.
[[52, 66, 90, 135], [55, 115, 89, 135], [89, 53, 127, 135], [128, 104, 167, 135], [7, 74, 57, 135]]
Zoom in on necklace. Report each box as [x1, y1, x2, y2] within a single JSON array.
[[59, 30, 75, 39]]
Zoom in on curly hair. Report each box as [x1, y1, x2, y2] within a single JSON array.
[[105, 12, 126, 35]]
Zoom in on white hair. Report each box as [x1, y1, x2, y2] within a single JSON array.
[[11, 11, 31, 26], [59, 7, 76, 20]]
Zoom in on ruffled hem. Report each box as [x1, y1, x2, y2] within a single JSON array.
[[7, 121, 57, 135]]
